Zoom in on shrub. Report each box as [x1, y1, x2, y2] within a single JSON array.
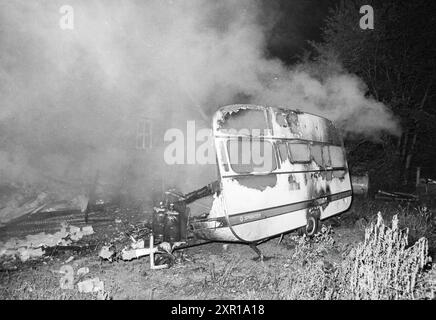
[[345, 212, 431, 299], [397, 205, 435, 250]]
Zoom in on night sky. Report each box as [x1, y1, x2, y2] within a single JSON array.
[[260, 0, 340, 63]]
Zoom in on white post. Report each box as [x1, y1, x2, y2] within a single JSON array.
[[149, 234, 168, 270]]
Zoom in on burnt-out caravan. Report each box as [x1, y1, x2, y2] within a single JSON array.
[[153, 104, 352, 259]]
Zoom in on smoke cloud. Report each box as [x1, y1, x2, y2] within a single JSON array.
[[0, 0, 399, 201]]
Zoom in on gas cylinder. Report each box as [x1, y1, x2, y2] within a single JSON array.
[[152, 205, 166, 242], [164, 207, 180, 243]]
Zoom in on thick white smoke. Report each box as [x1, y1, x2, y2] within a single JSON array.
[[0, 0, 399, 202]]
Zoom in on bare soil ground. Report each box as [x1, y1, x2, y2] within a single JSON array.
[[0, 199, 434, 300]]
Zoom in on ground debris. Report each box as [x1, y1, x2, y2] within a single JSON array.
[[77, 267, 89, 276], [375, 190, 419, 202], [0, 223, 95, 262], [97, 221, 152, 262], [77, 277, 104, 293], [99, 245, 115, 261], [16, 247, 45, 262], [0, 183, 97, 225], [131, 239, 145, 250], [39, 194, 89, 214], [0, 192, 48, 224]]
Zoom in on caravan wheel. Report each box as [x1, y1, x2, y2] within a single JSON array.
[[305, 215, 319, 237]]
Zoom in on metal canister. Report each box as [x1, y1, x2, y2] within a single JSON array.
[[164, 210, 180, 243], [152, 206, 166, 242]]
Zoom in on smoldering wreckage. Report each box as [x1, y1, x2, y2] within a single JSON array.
[[0, 104, 429, 296]]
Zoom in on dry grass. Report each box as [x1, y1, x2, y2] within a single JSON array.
[[397, 205, 435, 249], [241, 212, 434, 300], [1, 208, 434, 300], [344, 198, 435, 254], [345, 212, 431, 299]]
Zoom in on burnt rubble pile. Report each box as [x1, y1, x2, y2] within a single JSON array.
[[0, 183, 91, 226], [98, 221, 153, 262], [0, 223, 95, 263]]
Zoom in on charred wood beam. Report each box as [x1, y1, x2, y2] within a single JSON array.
[[182, 181, 220, 204]]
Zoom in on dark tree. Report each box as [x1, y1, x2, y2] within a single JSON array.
[[312, 0, 436, 190]]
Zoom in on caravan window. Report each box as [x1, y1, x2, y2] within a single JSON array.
[[277, 142, 289, 162], [227, 139, 277, 174], [322, 145, 331, 167], [288, 143, 310, 163], [310, 144, 323, 165], [329, 146, 345, 167], [276, 112, 288, 128], [220, 109, 268, 133]]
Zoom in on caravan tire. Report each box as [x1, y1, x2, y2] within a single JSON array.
[[305, 215, 319, 237]]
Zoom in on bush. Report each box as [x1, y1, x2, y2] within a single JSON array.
[[397, 205, 435, 251], [345, 212, 431, 299]]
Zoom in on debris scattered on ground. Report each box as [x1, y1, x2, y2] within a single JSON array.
[[131, 239, 145, 250], [77, 277, 104, 293], [77, 267, 89, 276], [16, 247, 45, 262], [0, 223, 95, 262], [121, 247, 152, 261], [117, 237, 160, 261], [39, 195, 89, 214], [158, 242, 172, 255], [124, 223, 151, 242], [375, 190, 419, 202], [70, 226, 94, 241], [0, 192, 48, 224], [99, 245, 115, 261], [64, 256, 74, 264], [158, 241, 186, 255], [96, 290, 110, 300], [97, 221, 153, 262], [121, 244, 170, 269], [155, 253, 176, 267]]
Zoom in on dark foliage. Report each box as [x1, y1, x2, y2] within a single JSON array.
[[312, 0, 436, 190]]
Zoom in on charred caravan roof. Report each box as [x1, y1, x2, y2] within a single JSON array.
[[212, 104, 343, 146]]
